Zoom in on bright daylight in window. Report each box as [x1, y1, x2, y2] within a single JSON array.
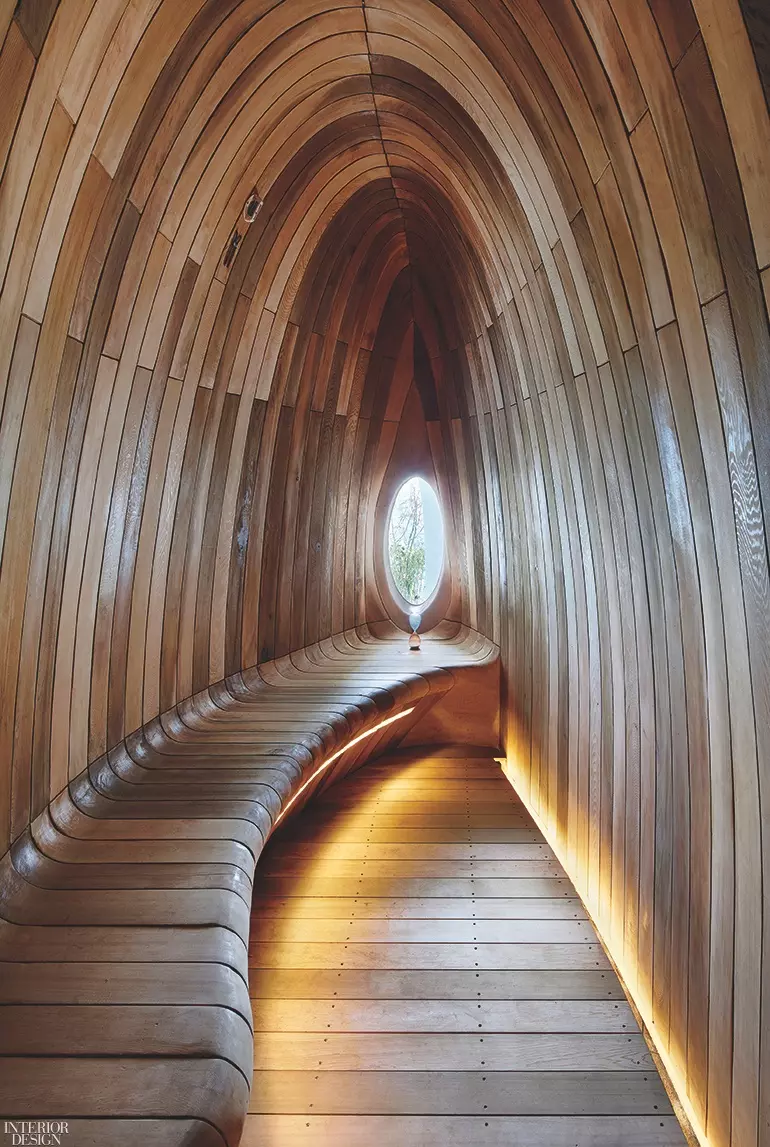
[[387, 476, 444, 607]]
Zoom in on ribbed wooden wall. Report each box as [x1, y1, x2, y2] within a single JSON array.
[[0, 1, 768, 1144]]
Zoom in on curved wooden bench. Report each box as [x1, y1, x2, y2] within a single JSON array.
[[0, 623, 497, 1146]]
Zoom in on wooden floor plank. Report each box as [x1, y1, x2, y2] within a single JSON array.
[[281, 828, 538, 842], [249, 1069, 673, 1114], [251, 997, 638, 1031], [242, 1115, 686, 1145], [252, 1031, 654, 1071], [288, 815, 536, 828], [249, 969, 627, 999], [251, 896, 586, 920], [251, 919, 594, 943], [257, 858, 562, 877], [252, 878, 573, 898], [297, 814, 535, 826], [249, 942, 610, 970], [268, 843, 550, 860]]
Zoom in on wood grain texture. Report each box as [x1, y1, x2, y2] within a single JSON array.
[[0, 1, 768, 1144]]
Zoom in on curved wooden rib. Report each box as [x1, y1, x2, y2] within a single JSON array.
[[0, 625, 497, 1143]]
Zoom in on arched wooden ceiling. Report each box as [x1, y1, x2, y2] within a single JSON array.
[[1, 1, 769, 1145]]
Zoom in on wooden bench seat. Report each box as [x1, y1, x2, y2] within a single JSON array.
[[0, 623, 497, 1146]]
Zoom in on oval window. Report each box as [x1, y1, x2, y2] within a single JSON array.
[[387, 476, 444, 606]]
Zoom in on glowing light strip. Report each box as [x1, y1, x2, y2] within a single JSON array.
[[273, 707, 416, 827], [496, 756, 708, 1147]]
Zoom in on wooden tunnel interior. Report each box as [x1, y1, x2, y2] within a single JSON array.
[[0, 0, 769, 1144]]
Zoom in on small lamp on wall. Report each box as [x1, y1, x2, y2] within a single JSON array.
[[243, 190, 264, 223], [408, 609, 422, 651], [223, 189, 264, 270]]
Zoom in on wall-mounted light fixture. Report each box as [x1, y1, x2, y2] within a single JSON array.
[[243, 190, 264, 223], [222, 229, 241, 268], [223, 189, 264, 268]]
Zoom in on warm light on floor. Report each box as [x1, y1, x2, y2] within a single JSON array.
[[496, 755, 708, 1147], [272, 707, 416, 827]]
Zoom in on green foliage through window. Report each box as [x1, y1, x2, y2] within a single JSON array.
[[388, 478, 426, 604]]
